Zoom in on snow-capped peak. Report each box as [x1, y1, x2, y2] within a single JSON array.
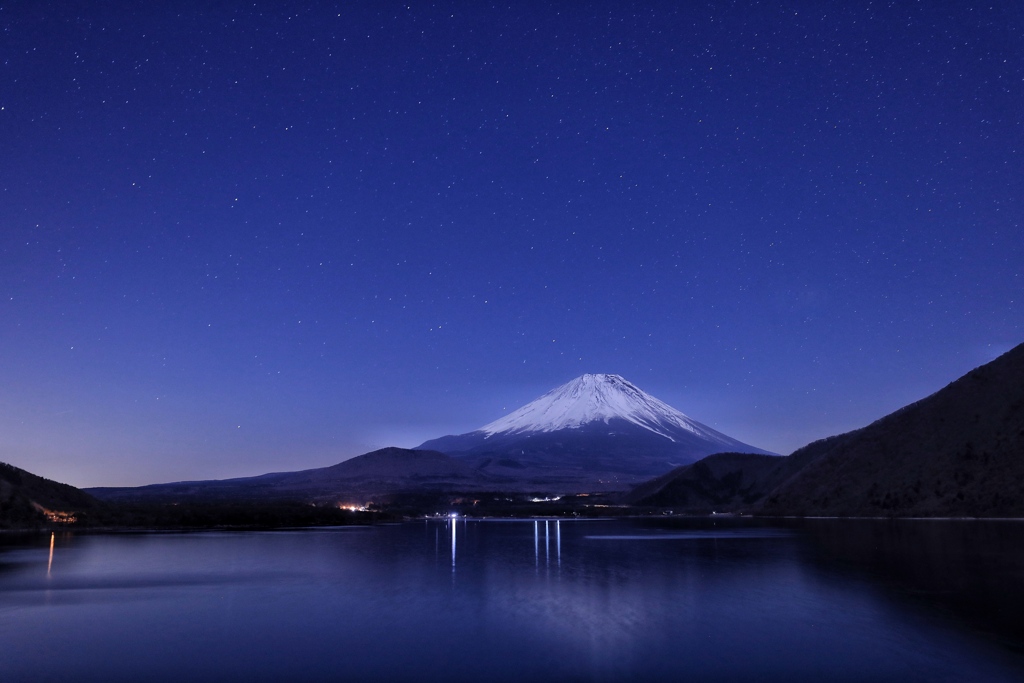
[[478, 373, 734, 445]]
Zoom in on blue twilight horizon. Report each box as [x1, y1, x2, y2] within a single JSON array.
[[1, 2, 1021, 487]]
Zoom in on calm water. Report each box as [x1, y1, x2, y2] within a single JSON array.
[[1, 518, 1023, 682]]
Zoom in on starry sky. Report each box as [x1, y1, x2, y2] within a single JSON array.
[[2, 1, 1021, 487]]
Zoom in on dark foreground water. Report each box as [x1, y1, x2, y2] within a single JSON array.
[[2, 518, 1023, 683]]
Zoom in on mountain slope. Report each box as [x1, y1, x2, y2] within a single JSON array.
[[623, 453, 787, 510], [627, 343, 1024, 517], [759, 343, 1024, 517], [87, 447, 498, 504], [420, 374, 772, 481], [476, 373, 743, 444], [0, 461, 98, 528]]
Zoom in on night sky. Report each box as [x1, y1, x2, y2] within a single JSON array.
[[2, 2, 1021, 487]]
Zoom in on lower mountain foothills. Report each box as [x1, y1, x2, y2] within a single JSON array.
[[0, 459, 395, 530], [4, 343, 1023, 528]]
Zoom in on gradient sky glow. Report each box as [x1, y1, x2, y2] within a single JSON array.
[[2, 1, 1022, 487]]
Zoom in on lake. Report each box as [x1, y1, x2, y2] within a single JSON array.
[[2, 517, 1023, 682]]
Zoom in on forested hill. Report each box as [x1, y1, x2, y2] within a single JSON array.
[[0, 461, 98, 528]]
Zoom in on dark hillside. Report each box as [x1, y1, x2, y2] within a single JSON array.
[[0, 461, 98, 528], [625, 343, 1024, 518], [760, 343, 1024, 517], [623, 434, 858, 512], [623, 453, 785, 510], [88, 447, 495, 505]]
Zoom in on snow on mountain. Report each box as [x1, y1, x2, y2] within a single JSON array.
[[477, 373, 736, 446], [418, 374, 774, 475]]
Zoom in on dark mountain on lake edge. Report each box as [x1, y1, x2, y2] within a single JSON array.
[[0, 460, 392, 529], [419, 373, 774, 483], [0, 461, 99, 528], [622, 436, 840, 510], [622, 452, 787, 510], [87, 447, 507, 505], [628, 342, 1024, 517]]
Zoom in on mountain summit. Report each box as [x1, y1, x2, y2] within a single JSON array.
[[419, 374, 773, 485], [478, 374, 744, 446]]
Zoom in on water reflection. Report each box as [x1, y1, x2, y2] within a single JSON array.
[[530, 519, 561, 569], [429, 518, 570, 576], [0, 519, 1021, 683], [544, 519, 549, 562], [556, 520, 561, 568]]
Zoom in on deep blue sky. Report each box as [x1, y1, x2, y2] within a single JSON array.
[[2, 1, 1021, 487]]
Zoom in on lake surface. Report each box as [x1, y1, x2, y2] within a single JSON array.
[[2, 517, 1023, 682]]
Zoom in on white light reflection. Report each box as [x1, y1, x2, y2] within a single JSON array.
[[545, 520, 550, 567], [534, 520, 539, 568], [451, 518, 457, 570], [556, 520, 561, 567]]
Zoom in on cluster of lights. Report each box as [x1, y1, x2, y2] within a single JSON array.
[[35, 505, 77, 524]]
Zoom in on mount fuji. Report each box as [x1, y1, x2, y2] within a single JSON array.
[[418, 374, 774, 484]]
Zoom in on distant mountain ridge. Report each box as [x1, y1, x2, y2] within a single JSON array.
[[90, 375, 775, 504], [88, 447, 494, 504], [39, 343, 1024, 519], [419, 374, 774, 481]]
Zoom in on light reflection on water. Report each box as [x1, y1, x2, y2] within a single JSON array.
[[1, 519, 1023, 683], [526, 518, 562, 570]]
